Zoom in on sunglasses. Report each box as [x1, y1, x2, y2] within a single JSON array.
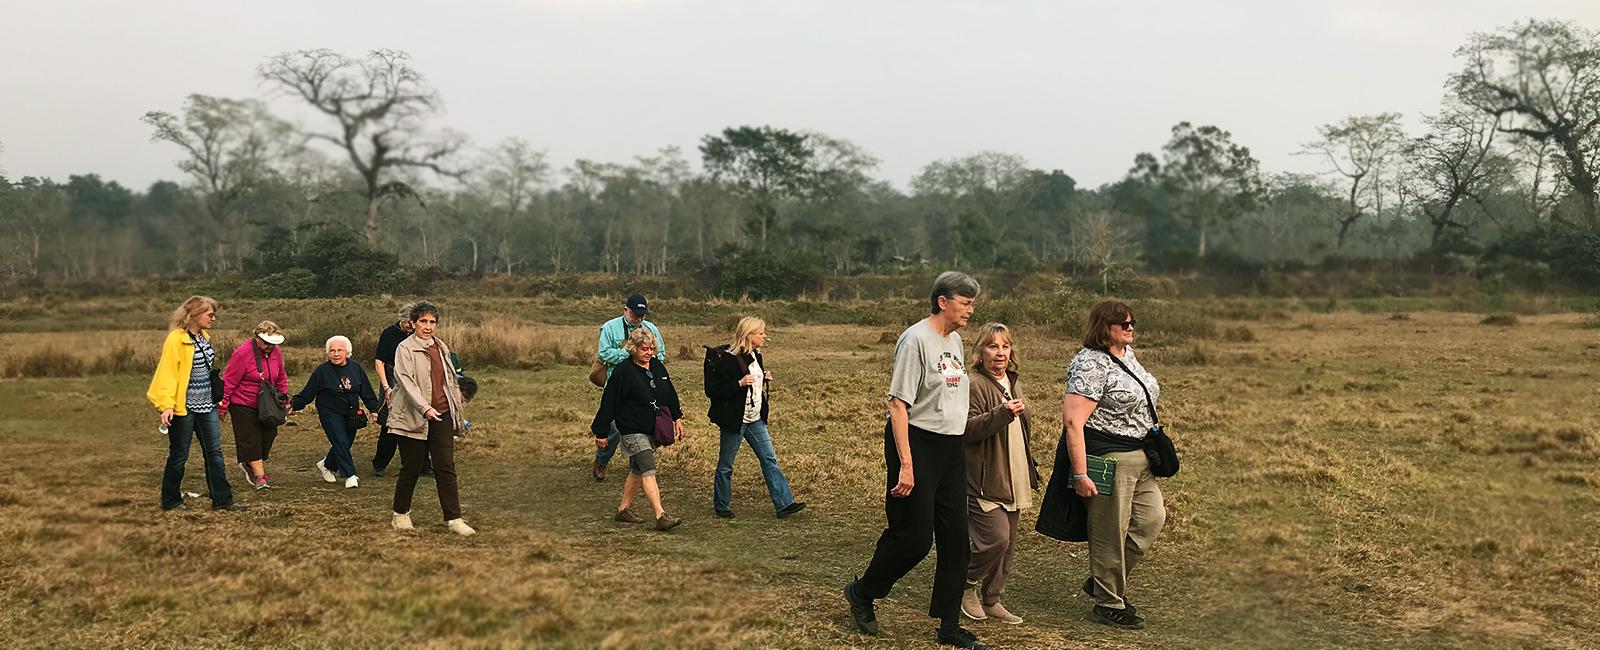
[[1112, 320, 1137, 330]]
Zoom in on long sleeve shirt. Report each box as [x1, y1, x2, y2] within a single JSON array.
[[290, 360, 381, 416], [591, 357, 682, 438]]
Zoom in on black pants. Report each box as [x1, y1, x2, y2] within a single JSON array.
[[859, 422, 970, 622], [228, 405, 278, 464], [372, 408, 430, 473], [392, 415, 460, 521]]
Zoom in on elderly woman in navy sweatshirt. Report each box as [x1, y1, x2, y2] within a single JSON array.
[[289, 335, 380, 489]]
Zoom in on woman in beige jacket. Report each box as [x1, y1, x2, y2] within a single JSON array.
[[960, 322, 1039, 625], [388, 302, 474, 536]]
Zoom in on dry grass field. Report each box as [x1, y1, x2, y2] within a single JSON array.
[[2, 305, 1598, 649]]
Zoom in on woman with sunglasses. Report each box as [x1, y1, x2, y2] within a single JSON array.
[[1060, 300, 1165, 630], [591, 327, 685, 531]]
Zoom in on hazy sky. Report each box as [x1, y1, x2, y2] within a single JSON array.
[[3, 0, 1598, 192]]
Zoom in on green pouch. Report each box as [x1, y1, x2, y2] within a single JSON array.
[[1085, 454, 1117, 495]]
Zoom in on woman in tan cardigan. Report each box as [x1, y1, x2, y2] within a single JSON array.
[[389, 302, 474, 536], [959, 322, 1039, 625]]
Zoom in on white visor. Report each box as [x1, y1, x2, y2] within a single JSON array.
[[257, 333, 286, 345]]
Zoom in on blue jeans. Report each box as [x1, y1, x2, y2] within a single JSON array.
[[713, 420, 795, 514], [594, 421, 622, 466], [318, 412, 359, 479], [161, 410, 234, 509]]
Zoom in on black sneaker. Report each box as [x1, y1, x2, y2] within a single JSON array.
[[776, 501, 807, 518], [843, 577, 879, 636], [1083, 579, 1145, 624], [1082, 576, 1095, 598], [715, 510, 735, 519], [213, 502, 250, 512], [372, 464, 386, 477], [936, 625, 990, 650], [421, 467, 435, 478], [1085, 604, 1145, 630]]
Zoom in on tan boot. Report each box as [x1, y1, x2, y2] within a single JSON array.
[[984, 601, 1023, 624], [391, 511, 414, 530], [960, 582, 987, 621]]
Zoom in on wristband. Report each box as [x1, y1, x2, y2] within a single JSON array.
[[1070, 473, 1089, 482]]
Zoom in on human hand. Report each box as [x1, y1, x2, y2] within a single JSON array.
[[763, 370, 772, 381], [1005, 399, 1025, 417], [890, 464, 915, 498], [595, 437, 608, 448], [424, 408, 442, 421], [218, 404, 228, 419], [160, 409, 175, 428], [673, 419, 685, 439], [368, 411, 378, 424], [1073, 476, 1099, 498], [739, 375, 755, 387]]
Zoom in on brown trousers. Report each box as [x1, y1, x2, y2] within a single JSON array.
[[1085, 450, 1166, 610], [966, 498, 1020, 606], [228, 405, 278, 464]]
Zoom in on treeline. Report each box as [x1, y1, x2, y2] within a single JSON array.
[[2, 18, 1599, 298]]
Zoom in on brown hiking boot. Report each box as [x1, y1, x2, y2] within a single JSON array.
[[655, 512, 681, 531], [613, 507, 644, 523], [592, 461, 606, 482]]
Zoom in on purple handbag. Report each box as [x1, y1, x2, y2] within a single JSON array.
[[651, 404, 677, 446]]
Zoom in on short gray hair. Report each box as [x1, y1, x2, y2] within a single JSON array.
[[930, 271, 981, 314], [397, 302, 419, 321], [325, 335, 353, 354]]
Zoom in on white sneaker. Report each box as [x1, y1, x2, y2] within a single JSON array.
[[391, 511, 414, 530], [315, 459, 337, 483], [344, 475, 359, 489], [445, 518, 476, 537]]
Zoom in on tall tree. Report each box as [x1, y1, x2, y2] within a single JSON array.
[[259, 49, 465, 244], [479, 138, 550, 274], [1132, 122, 1263, 258], [1401, 107, 1509, 247], [1451, 19, 1600, 228], [1300, 113, 1408, 249], [699, 126, 816, 251]]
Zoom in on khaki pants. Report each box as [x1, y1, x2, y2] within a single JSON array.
[[966, 498, 1020, 606], [1085, 450, 1165, 610]]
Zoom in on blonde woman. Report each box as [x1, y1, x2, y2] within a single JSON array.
[[959, 323, 1038, 625], [146, 295, 244, 511], [703, 317, 804, 519], [591, 327, 685, 531], [220, 321, 290, 489]]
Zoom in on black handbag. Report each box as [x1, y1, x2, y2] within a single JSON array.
[[1105, 351, 1180, 478], [192, 332, 224, 404], [252, 347, 288, 427]]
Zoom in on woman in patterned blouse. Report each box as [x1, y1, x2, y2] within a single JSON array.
[[146, 295, 244, 511], [1061, 300, 1164, 630]]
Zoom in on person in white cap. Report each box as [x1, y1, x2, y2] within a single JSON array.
[[220, 320, 290, 490]]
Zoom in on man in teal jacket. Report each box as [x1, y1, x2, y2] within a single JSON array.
[[592, 293, 666, 481]]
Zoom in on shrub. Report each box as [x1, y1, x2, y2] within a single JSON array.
[[713, 248, 826, 301], [1221, 325, 1257, 342], [1480, 313, 1519, 327], [5, 348, 83, 378], [255, 268, 318, 299]]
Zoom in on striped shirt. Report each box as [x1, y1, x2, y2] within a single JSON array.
[[185, 335, 217, 414]]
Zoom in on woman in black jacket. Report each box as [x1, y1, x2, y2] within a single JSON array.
[[704, 317, 804, 519], [591, 328, 685, 531], [289, 335, 380, 489]]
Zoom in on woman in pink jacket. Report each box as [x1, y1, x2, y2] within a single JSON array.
[[221, 321, 290, 490]]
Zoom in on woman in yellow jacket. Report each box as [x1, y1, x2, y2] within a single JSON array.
[[147, 296, 245, 511]]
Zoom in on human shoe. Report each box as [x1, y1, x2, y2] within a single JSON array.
[[614, 507, 645, 524], [776, 501, 807, 518], [238, 462, 257, 485], [983, 601, 1023, 625], [960, 582, 987, 620], [345, 475, 359, 489], [1085, 604, 1145, 630], [936, 625, 990, 650], [392, 511, 414, 530], [213, 502, 250, 512], [315, 459, 337, 483], [254, 474, 271, 490], [372, 463, 386, 477], [843, 576, 879, 636], [446, 518, 476, 537], [592, 461, 606, 482], [715, 509, 735, 519], [654, 512, 681, 531]]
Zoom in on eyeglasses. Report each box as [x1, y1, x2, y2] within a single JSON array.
[[1112, 320, 1137, 330]]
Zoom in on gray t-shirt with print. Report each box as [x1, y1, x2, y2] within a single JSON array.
[[888, 319, 969, 436], [1067, 346, 1160, 439]]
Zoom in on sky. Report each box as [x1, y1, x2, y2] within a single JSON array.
[[2, 0, 1597, 192]]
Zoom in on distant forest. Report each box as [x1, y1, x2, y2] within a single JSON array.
[[2, 18, 1598, 297]]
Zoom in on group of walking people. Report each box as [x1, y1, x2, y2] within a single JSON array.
[[146, 272, 1173, 649], [842, 272, 1172, 650], [148, 298, 475, 536]]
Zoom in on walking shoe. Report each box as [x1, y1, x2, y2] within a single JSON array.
[[843, 576, 879, 636], [372, 463, 386, 477], [654, 513, 681, 531], [776, 501, 807, 518], [1085, 604, 1145, 630], [1083, 578, 1144, 624], [345, 475, 359, 489], [315, 459, 337, 483], [254, 474, 271, 490], [392, 511, 414, 530], [936, 625, 990, 650], [420, 466, 435, 478], [445, 518, 476, 536], [1082, 576, 1095, 598], [213, 502, 250, 512], [983, 601, 1023, 625], [592, 461, 606, 482], [960, 583, 987, 621], [614, 507, 645, 524], [715, 509, 735, 519], [238, 462, 257, 485], [163, 502, 189, 511]]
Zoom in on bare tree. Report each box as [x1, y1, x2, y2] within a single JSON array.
[[1452, 19, 1600, 228], [1401, 107, 1509, 247], [259, 49, 465, 244], [1070, 210, 1140, 293], [1300, 113, 1408, 249], [479, 138, 550, 274]]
